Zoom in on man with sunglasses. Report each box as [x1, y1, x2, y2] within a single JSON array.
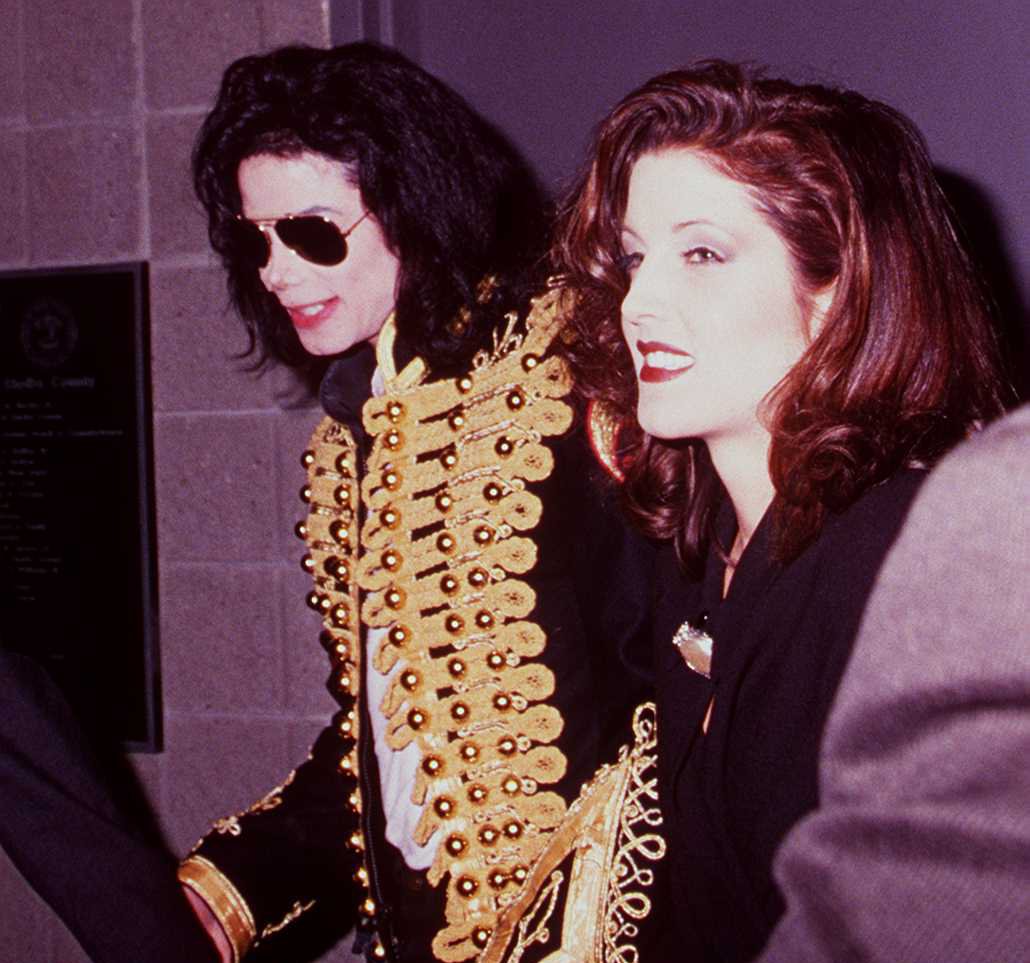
[[178, 43, 656, 963]]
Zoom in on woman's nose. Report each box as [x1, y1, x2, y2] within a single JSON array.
[[620, 257, 662, 327]]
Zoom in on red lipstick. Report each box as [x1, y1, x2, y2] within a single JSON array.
[[637, 339, 695, 383]]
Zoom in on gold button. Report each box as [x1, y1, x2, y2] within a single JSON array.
[[475, 610, 495, 629], [494, 436, 514, 457], [435, 491, 454, 513], [468, 567, 489, 588], [330, 603, 350, 627], [444, 613, 465, 635], [447, 657, 466, 678], [445, 834, 468, 856], [488, 869, 508, 889], [329, 519, 350, 544], [457, 375, 473, 394], [433, 795, 455, 817], [478, 825, 499, 845], [299, 484, 312, 503], [440, 573, 459, 595], [301, 449, 315, 468], [521, 353, 540, 371], [333, 484, 351, 505], [334, 453, 352, 477], [436, 531, 456, 553], [467, 783, 488, 804], [388, 624, 410, 647], [473, 525, 494, 545], [506, 389, 525, 410]]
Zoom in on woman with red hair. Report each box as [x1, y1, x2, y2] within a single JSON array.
[[556, 61, 1008, 961]]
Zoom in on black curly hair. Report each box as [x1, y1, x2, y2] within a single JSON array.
[[194, 43, 549, 384]]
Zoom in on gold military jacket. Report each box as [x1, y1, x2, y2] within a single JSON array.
[[180, 288, 663, 963]]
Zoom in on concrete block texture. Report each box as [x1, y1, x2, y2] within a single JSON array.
[[0, 0, 24, 122], [146, 112, 211, 259], [24, 0, 136, 123], [159, 562, 286, 713], [149, 264, 275, 413], [0, 129, 26, 265], [153, 411, 280, 562], [27, 123, 142, 264], [142, 0, 262, 110], [260, 0, 330, 49], [162, 714, 292, 856]]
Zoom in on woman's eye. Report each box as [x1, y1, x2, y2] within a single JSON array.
[[683, 247, 722, 264]]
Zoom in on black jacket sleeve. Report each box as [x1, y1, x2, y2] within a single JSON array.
[[180, 717, 363, 960]]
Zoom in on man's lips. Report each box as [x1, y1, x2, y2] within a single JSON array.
[[637, 339, 695, 383], [283, 297, 339, 329]]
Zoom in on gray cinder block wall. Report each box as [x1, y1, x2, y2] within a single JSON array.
[[0, 3, 362, 961]]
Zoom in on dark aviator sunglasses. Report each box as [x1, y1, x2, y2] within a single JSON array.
[[230, 210, 370, 269]]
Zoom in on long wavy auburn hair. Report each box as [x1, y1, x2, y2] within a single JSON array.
[[555, 60, 1008, 574]]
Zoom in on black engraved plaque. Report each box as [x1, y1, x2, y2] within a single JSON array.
[[0, 263, 160, 751]]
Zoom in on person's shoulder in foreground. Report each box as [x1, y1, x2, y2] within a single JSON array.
[[0, 649, 218, 963], [760, 403, 1030, 963]]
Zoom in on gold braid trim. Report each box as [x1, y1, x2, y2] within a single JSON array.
[[356, 288, 575, 961], [179, 855, 257, 963], [481, 702, 665, 963]]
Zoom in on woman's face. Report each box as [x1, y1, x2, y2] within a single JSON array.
[[619, 148, 813, 454], [237, 151, 400, 356]]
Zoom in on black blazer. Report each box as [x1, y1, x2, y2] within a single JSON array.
[[651, 471, 925, 963]]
